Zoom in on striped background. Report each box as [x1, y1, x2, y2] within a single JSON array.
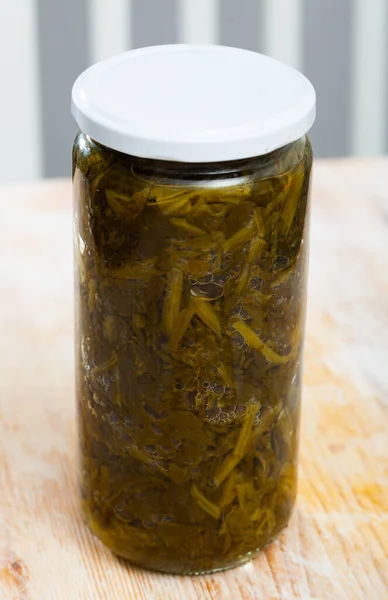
[[1, 0, 387, 181]]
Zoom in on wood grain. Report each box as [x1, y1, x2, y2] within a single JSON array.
[[0, 161, 387, 599]]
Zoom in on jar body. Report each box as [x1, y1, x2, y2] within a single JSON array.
[[73, 132, 313, 574]]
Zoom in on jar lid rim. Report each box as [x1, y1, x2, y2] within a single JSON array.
[[71, 44, 316, 163]]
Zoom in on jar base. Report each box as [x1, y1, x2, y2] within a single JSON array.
[[83, 511, 284, 576], [113, 532, 283, 575], [114, 540, 279, 576]]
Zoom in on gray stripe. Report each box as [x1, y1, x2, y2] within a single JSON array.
[[386, 8, 388, 153], [220, 0, 264, 53], [132, 0, 178, 48], [303, 0, 353, 157], [37, 0, 89, 178]]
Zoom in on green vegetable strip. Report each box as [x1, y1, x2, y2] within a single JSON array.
[[163, 269, 183, 336], [276, 408, 297, 453], [220, 470, 238, 507], [99, 465, 110, 497], [235, 236, 266, 294], [110, 257, 159, 280], [214, 404, 258, 486], [281, 168, 304, 235], [231, 320, 292, 364], [252, 407, 277, 439], [109, 265, 159, 280], [158, 194, 192, 216], [106, 184, 149, 222], [217, 363, 234, 388], [170, 303, 195, 349], [235, 264, 250, 296], [106, 190, 130, 216], [170, 217, 206, 236], [75, 247, 86, 285], [271, 268, 292, 287], [253, 207, 266, 238], [247, 237, 266, 263], [88, 278, 96, 312], [204, 182, 253, 202], [114, 378, 122, 407], [191, 484, 221, 520], [233, 404, 258, 457], [128, 444, 169, 475], [169, 463, 188, 484], [277, 408, 292, 438], [192, 298, 221, 338], [253, 508, 276, 536], [91, 352, 118, 378], [103, 314, 115, 343], [224, 220, 256, 253]]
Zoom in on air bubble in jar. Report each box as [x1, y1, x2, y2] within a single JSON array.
[[107, 411, 120, 424]]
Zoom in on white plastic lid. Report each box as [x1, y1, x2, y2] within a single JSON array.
[[72, 44, 316, 163]]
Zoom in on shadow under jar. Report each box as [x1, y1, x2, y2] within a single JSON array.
[[72, 45, 315, 575]]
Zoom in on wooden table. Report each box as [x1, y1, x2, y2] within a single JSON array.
[[0, 160, 387, 600]]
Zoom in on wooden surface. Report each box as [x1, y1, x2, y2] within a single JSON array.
[[0, 159, 387, 600]]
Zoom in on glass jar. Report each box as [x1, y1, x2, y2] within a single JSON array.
[[72, 45, 315, 574]]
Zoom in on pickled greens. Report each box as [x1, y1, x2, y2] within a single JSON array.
[[73, 131, 312, 574]]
